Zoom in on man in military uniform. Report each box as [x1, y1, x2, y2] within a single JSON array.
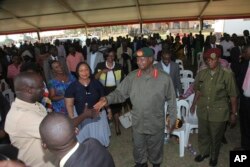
[[190, 48, 238, 166], [94, 47, 177, 167]]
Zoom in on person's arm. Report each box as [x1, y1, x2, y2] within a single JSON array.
[[190, 90, 201, 114], [165, 78, 177, 134], [49, 88, 64, 101], [65, 98, 97, 127], [229, 96, 237, 128], [94, 74, 131, 111], [65, 97, 75, 118]]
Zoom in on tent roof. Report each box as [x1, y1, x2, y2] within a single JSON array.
[[1, 0, 250, 35]]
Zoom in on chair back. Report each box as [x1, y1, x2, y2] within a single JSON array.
[[0, 79, 9, 92], [176, 99, 190, 121], [180, 70, 193, 78], [175, 59, 183, 66], [179, 65, 184, 71], [2, 89, 15, 104], [180, 78, 194, 92]]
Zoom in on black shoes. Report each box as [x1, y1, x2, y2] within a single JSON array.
[[194, 154, 209, 162], [209, 159, 218, 167]]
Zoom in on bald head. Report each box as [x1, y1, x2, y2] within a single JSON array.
[[39, 113, 76, 151], [14, 72, 44, 103]]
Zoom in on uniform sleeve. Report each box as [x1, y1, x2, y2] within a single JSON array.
[[106, 74, 132, 104], [193, 71, 201, 92], [165, 77, 177, 127], [226, 71, 238, 97]]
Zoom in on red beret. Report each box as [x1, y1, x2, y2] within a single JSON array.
[[203, 48, 221, 60]]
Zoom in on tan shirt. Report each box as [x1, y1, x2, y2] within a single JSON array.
[[5, 98, 55, 167]]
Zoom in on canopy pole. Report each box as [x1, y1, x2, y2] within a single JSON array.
[[37, 31, 40, 41], [199, 18, 203, 32], [85, 26, 88, 38], [140, 22, 142, 34]]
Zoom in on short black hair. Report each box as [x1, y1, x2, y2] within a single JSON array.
[[75, 62, 92, 79], [20, 62, 41, 73], [103, 48, 116, 60]]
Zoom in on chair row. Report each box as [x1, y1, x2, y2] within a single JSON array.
[[164, 94, 198, 157]]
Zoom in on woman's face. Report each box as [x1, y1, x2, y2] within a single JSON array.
[[106, 52, 115, 63], [78, 64, 90, 80], [52, 62, 63, 74]]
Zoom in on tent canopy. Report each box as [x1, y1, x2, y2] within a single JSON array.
[[1, 0, 250, 35]]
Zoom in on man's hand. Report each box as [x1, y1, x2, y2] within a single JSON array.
[[93, 97, 108, 112], [229, 113, 237, 128], [83, 103, 98, 119], [167, 124, 175, 134]]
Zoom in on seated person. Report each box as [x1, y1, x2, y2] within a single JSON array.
[[39, 112, 115, 167]]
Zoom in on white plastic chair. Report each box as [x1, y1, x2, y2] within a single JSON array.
[[2, 89, 15, 104], [185, 105, 198, 147], [179, 65, 184, 71], [164, 100, 186, 157], [179, 70, 193, 78], [180, 78, 194, 92], [175, 59, 183, 66], [0, 79, 9, 91]]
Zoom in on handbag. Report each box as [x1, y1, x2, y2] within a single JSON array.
[[119, 111, 132, 129]]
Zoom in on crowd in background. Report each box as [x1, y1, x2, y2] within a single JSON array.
[[0, 29, 250, 166]]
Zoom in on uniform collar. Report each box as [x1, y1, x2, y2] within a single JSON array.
[[137, 68, 158, 79]]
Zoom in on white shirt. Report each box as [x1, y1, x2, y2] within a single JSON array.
[[105, 61, 116, 87], [90, 52, 97, 73], [161, 61, 170, 74], [220, 40, 234, 57], [60, 142, 80, 167]]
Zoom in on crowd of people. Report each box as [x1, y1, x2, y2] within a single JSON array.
[[0, 29, 250, 167]]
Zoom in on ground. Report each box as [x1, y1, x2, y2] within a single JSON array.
[[108, 120, 240, 167]]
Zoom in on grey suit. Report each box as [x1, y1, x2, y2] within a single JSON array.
[[86, 51, 104, 73], [154, 61, 182, 95]]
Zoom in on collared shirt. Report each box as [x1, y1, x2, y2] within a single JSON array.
[[106, 61, 116, 86], [57, 45, 66, 58], [4, 98, 55, 167], [161, 61, 170, 74], [220, 40, 234, 57], [59, 142, 80, 167], [7, 63, 21, 79], [66, 52, 84, 72], [106, 68, 177, 134]]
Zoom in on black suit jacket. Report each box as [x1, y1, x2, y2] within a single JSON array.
[[237, 60, 249, 96], [64, 138, 115, 167], [230, 46, 241, 75]]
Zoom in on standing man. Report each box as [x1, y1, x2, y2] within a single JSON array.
[[236, 44, 250, 150], [39, 112, 115, 167], [191, 48, 238, 166], [5, 72, 55, 167], [155, 49, 182, 96], [94, 47, 177, 167]]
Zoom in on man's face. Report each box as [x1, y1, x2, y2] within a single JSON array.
[[206, 58, 219, 70], [136, 57, 153, 70], [162, 53, 171, 65], [31, 76, 44, 101]]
